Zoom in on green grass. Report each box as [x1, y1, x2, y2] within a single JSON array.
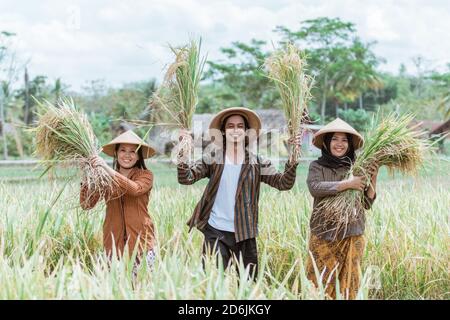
[[0, 158, 448, 299]]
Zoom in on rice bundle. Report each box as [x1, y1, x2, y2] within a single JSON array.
[[151, 38, 206, 155], [265, 43, 313, 163], [34, 97, 114, 198], [317, 113, 430, 238]]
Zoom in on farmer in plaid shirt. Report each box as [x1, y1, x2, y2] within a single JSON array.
[[177, 107, 301, 279]]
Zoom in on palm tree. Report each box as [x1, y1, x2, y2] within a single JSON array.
[[331, 38, 383, 111]]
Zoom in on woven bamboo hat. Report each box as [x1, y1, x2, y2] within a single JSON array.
[[209, 107, 262, 132], [102, 130, 156, 159], [313, 118, 364, 150]]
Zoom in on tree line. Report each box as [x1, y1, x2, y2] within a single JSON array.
[[0, 17, 449, 158]]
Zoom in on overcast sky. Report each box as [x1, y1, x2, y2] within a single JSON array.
[[1, 0, 449, 91]]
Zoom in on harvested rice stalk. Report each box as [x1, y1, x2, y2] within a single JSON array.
[[318, 113, 430, 238], [34, 97, 115, 201], [265, 43, 313, 163], [151, 38, 206, 158]]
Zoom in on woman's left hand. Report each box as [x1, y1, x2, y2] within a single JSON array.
[[365, 161, 379, 199], [367, 161, 379, 180]]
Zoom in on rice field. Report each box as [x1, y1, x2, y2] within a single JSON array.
[[0, 159, 448, 299]]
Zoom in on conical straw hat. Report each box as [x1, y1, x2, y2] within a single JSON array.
[[313, 118, 364, 150], [102, 130, 156, 159]]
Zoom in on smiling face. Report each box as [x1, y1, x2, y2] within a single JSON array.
[[330, 132, 349, 158], [224, 115, 246, 144], [116, 143, 139, 169]]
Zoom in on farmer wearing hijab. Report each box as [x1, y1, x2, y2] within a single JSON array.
[[79, 130, 157, 270], [177, 107, 301, 280], [305, 118, 379, 299]]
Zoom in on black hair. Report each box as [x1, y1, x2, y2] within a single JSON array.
[[220, 114, 250, 132], [113, 143, 148, 171], [220, 114, 250, 140], [220, 114, 251, 162]]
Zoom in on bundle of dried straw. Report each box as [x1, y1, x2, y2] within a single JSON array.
[[34, 97, 114, 198], [150, 38, 206, 157], [265, 43, 313, 163]]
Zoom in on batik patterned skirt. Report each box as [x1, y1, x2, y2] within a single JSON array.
[[306, 234, 365, 300]]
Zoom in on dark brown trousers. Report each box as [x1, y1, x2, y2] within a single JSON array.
[[202, 223, 258, 280]]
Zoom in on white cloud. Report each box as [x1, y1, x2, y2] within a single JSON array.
[[366, 7, 400, 42], [0, 0, 449, 91]]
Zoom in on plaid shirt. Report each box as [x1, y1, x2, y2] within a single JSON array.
[[178, 153, 298, 242]]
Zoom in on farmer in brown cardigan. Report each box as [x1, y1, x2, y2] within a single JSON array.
[[79, 130, 157, 268], [306, 118, 379, 299], [177, 107, 301, 279]]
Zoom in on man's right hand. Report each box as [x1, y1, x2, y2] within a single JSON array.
[[176, 129, 194, 163], [178, 129, 193, 144]]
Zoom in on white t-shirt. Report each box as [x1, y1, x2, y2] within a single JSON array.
[[208, 155, 243, 232]]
